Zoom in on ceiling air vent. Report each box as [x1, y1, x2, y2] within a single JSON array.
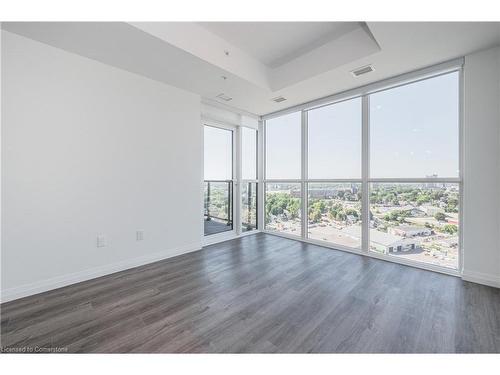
[[216, 93, 232, 102], [351, 65, 374, 77], [272, 96, 287, 103]]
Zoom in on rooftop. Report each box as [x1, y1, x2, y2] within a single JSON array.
[[343, 226, 414, 247]]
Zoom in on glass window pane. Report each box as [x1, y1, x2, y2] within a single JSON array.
[[204, 126, 232, 180], [241, 182, 257, 232], [369, 183, 459, 269], [241, 127, 257, 180], [265, 112, 301, 179], [265, 183, 301, 236], [308, 98, 362, 179], [204, 181, 233, 236], [307, 183, 362, 249], [370, 72, 459, 178]]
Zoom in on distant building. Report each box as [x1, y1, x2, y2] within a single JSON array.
[[379, 205, 425, 217], [343, 226, 418, 254], [425, 174, 447, 189], [421, 205, 445, 216], [389, 225, 432, 238], [308, 187, 360, 201], [425, 174, 439, 188], [408, 207, 426, 217], [308, 189, 332, 199], [370, 230, 418, 254], [346, 214, 357, 224]]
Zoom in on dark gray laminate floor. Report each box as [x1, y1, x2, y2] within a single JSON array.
[[1, 233, 499, 353]]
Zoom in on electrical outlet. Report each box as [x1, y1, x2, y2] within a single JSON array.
[[97, 234, 106, 248], [136, 230, 144, 241]]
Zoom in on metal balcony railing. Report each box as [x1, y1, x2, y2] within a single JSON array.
[[204, 180, 233, 235], [241, 182, 257, 232]]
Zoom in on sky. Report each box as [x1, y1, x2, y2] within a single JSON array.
[[204, 125, 257, 180], [265, 111, 302, 179], [241, 127, 257, 180], [369, 71, 459, 178], [308, 98, 362, 179], [205, 71, 459, 181], [266, 71, 459, 179], [204, 126, 232, 180]]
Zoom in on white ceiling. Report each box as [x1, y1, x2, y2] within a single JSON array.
[[2, 22, 500, 116], [198, 22, 360, 68], [130, 21, 380, 91]]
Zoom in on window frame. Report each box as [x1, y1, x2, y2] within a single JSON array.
[[261, 58, 463, 275], [240, 126, 259, 233]]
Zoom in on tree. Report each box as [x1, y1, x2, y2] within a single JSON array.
[[265, 192, 300, 219], [335, 211, 347, 221], [384, 209, 409, 222], [318, 200, 327, 213], [445, 197, 459, 213], [309, 208, 322, 223], [416, 196, 430, 206], [287, 198, 300, 219], [442, 224, 458, 235], [434, 212, 447, 221], [345, 208, 359, 218]]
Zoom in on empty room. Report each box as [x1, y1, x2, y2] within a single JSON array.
[[1, 2, 500, 369]]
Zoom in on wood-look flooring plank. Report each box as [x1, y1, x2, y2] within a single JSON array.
[[1, 233, 499, 353]]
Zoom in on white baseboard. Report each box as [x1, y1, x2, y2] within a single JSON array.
[[462, 270, 500, 288], [0, 242, 202, 303]]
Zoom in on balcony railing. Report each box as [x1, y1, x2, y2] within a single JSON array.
[[241, 181, 257, 232], [204, 180, 233, 236]]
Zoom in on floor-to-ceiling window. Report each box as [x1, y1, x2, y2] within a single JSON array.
[[368, 71, 460, 269], [241, 126, 258, 232], [263, 65, 461, 271], [307, 98, 362, 249], [264, 112, 302, 236]]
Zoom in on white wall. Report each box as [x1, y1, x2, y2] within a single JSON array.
[[463, 45, 500, 287], [1, 31, 202, 301]]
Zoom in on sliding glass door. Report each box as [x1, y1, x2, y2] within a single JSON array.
[[204, 123, 259, 237], [204, 125, 234, 236], [263, 68, 461, 271]]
